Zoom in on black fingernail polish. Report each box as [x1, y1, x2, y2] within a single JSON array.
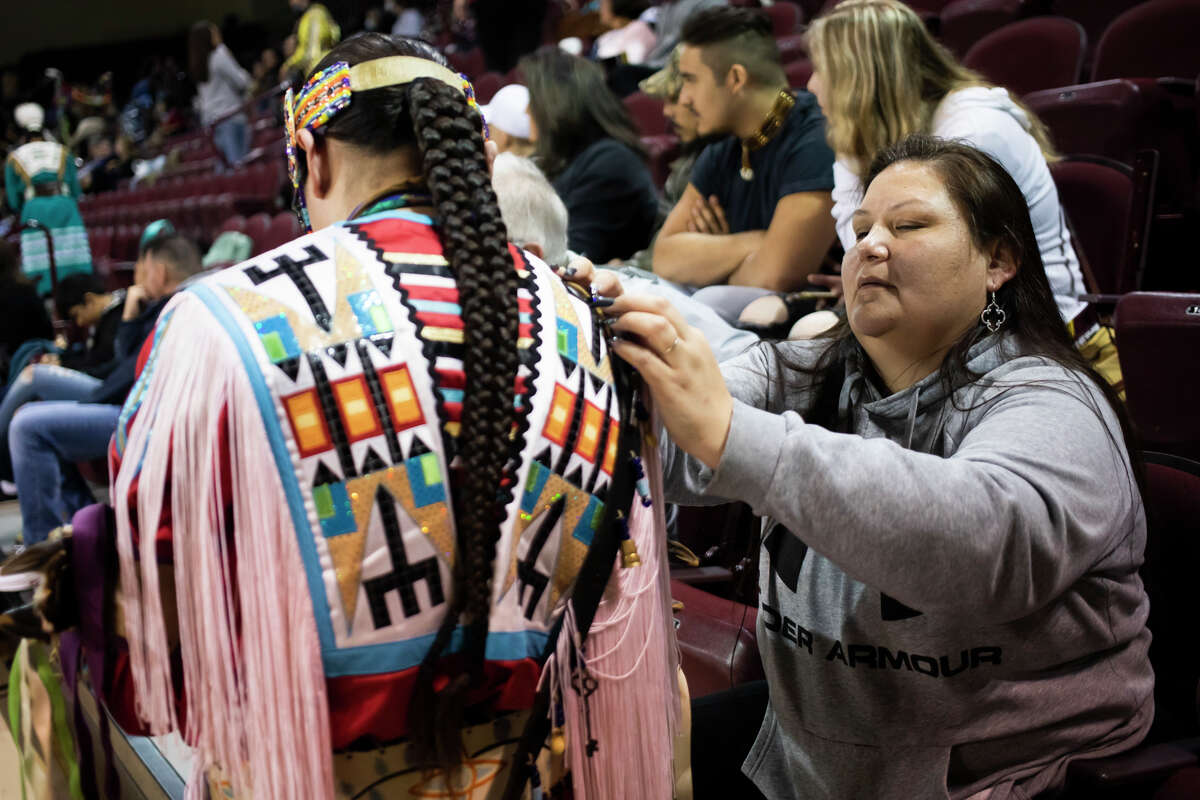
[[591, 297, 615, 308]]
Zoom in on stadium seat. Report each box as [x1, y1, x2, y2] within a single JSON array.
[[624, 91, 668, 137], [1114, 292, 1200, 461], [446, 47, 486, 79], [938, 0, 1022, 56], [264, 212, 303, 252], [785, 58, 814, 91], [243, 212, 274, 255], [1051, 0, 1138, 62], [670, 579, 764, 699], [964, 17, 1087, 97], [775, 33, 807, 65], [642, 134, 681, 190], [473, 71, 505, 104], [1091, 0, 1200, 82], [87, 227, 112, 261], [1025, 79, 1149, 165], [1051, 152, 1157, 296], [218, 214, 247, 236], [765, 1, 804, 35], [1060, 450, 1200, 797]]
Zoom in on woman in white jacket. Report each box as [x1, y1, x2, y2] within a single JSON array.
[[806, 0, 1086, 321], [188, 21, 253, 169]]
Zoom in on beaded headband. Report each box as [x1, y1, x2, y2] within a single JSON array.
[[283, 56, 484, 230]]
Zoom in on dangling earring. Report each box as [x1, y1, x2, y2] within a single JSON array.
[[980, 291, 1006, 333]]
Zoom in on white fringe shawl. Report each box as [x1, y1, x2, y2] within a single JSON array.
[[111, 292, 333, 800], [543, 425, 681, 800]]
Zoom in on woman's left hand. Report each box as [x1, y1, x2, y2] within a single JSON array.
[[608, 294, 733, 470]]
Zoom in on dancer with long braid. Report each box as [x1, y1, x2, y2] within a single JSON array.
[[0, 33, 679, 800]]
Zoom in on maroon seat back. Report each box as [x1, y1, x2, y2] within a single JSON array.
[[766, 1, 804, 35], [785, 58, 814, 91], [1025, 79, 1149, 164], [641, 134, 681, 189], [964, 17, 1086, 97], [938, 0, 1022, 56], [671, 579, 764, 699], [265, 212, 303, 253], [1050, 152, 1157, 295], [243, 212, 274, 256], [1092, 0, 1200, 82], [624, 91, 668, 137], [775, 33, 808, 65], [1140, 452, 1200, 742], [1114, 293, 1200, 461], [473, 71, 505, 105]]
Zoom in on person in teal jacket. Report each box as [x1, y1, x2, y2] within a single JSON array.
[[4, 103, 92, 295]]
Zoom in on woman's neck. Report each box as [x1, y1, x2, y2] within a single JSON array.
[[858, 335, 957, 395]]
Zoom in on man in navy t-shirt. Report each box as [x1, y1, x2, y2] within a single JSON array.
[[652, 7, 836, 321]]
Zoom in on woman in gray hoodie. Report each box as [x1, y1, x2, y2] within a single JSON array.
[[605, 135, 1152, 799]]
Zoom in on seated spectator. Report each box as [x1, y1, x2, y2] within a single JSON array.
[[807, 0, 1085, 320], [480, 84, 535, 158], [522, 49, 659, 263], [604, 135, 1152, 800], [79, 133, 134, 194], [252, 47, 283, 98], [652, 7, 836, 322], [0, 239, 53, 376], [490, 151, 756, 361], [490, 152, 570, 267], [594, 0, 657, 66], [624, 45, 720, 270], [189, 21, 253, 168], [608, 0, 728, 96], [8, 231, 201, 543], [0, 222, 172, 488], [54, 272, 125, 375]]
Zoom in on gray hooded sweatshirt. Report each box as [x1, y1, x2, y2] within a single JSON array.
[[663, 333, 1153, 800]]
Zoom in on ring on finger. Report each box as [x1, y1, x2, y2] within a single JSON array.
[[664, 335, 680, 355]]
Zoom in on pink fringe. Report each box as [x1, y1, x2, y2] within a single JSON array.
[[112, 295, 334, 799], [547, 423, 680, 800]]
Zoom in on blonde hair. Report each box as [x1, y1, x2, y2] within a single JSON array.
[[807, 0, 1056, 176]]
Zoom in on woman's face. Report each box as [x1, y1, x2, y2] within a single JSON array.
[[843, 161, 1009, 353]]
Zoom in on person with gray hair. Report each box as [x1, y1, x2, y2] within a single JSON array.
[[490, 152, 570, 267], [491, 152, 757, 361]]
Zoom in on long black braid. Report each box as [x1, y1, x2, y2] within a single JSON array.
[[307, 33, 520, 765], [405, 77, 520, 766]]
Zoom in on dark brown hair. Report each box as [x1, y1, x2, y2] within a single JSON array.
[[795, 135, 1140, 486], [680, 6, 786, 88], [187, 22, 216, 84], [520, 48, 646, 178], [309, 32, 519, 766]]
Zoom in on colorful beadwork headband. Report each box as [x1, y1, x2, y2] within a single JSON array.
[[284, 56, 484, 231]]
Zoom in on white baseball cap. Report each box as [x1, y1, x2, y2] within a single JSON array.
[[14, 103, 44, 133], [480, 84, 531, 141]]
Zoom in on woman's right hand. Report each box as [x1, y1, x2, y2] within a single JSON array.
[[607, 295, 733, 470]]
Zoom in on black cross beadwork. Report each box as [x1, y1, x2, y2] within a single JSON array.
[[515, 495, 565, 619], [362, 485, 445, 628], [244, 245, 332, 331]]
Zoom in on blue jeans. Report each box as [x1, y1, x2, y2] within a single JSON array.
[[10, 402, 120, 544], [213, 114, 249, 170], [0, 364, 102, 480]]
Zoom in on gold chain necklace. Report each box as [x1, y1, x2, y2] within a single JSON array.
[[740, 89, 796, 181]]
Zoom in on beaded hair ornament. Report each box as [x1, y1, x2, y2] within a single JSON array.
[[283, 56, 484, 230]]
